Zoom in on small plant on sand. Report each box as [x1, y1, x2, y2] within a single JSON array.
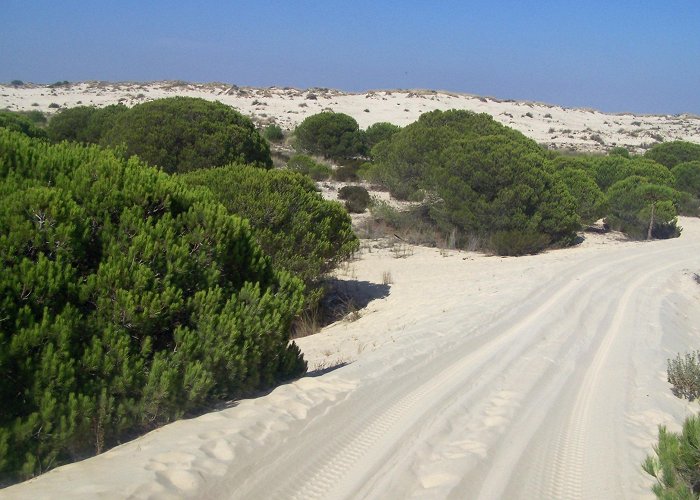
[[381, 271, 393, 285], [391, 243, 414, 259], [667, 351, 700, 401], [643, 351, 700, 497]]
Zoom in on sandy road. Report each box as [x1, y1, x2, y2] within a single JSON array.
[[207, 223, 700, 500], [5, 219, 700, 500]]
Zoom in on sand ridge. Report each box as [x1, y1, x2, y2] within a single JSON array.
[[2, 80, 700, 153]]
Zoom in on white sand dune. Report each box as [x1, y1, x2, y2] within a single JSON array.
[[2, 81, 699, 153], [5, 217, 700, 499]]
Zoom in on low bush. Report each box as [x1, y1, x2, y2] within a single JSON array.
[[286, 154, 331, 181], [490, 230, 551, 256], [263, 123, 284, 142], [332, 164, 360, 182], [293, 112, 365, 160], [338, 185, 370, 213]]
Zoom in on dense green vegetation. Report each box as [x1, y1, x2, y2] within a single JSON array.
[[644, 417, 700, 499], [0, 130, 306, 484], [0, 110, 47, 140], [645, 141, 700, 169], [364, 122, 401, 153], [102, 97, 272, 173], [263, 123, 284, 142], [293, 112, 365, 160], [357, 112, 696, 252], [364, 110, 580, 254], [286, 154, 332, 181], [181, 165, 358, 302], [672, 161, 700, 199], [47, 104, 127, 144]]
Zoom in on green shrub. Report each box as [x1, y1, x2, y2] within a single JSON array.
[[332, 164, 360, 182], [645, 141, 700, 169], [606, 176, 680, 239], [47, 105, 128, 145], [263, 123, 284, 142], [368, 110, 580, 251], [293, 112, 365, 160], [286, 154, 331, 181], [672, 161, 700, 198], [609, 146, 630, 158], [364, 122, 400, 152], [0, 130, 305, 484], [102, 97, 271, 173], [667, 351, 700, 401], [18, 110, 47, 126], [643, 415, 700, 499], [0, 111, 47, 140], [553, 167, 606, 224], [490, 230, 551, 256], [180, 165, 358, 296], [338, 185, 370, 213]]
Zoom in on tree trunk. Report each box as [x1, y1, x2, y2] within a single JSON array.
[[647, 202, 656, 240]]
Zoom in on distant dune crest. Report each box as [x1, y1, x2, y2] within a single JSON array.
[[2, 80, 700, 153]]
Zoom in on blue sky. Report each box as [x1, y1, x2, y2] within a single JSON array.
[[2, 1, 699, 114]]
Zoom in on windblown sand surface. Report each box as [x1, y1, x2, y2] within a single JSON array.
[[2, 81, 700, 153], [6, 217, 700, 499]]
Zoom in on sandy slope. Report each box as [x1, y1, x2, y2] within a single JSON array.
[[5, 217, 700, 499], [2, 81, 700, 153]]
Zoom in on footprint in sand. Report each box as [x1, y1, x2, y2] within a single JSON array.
[[155, 469, 201, 491], [201, 439, 235, 461]]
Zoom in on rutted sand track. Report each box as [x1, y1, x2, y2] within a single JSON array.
[[5, 219, 700, 499]]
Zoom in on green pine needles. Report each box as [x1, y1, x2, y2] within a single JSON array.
[[0, 129, 306, 484]]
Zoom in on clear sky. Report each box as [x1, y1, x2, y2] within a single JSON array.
[[2, 1, 699, 114]]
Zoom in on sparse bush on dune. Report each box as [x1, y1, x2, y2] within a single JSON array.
[[338, 185, 371, 213], [0, 130, 306, 484]]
